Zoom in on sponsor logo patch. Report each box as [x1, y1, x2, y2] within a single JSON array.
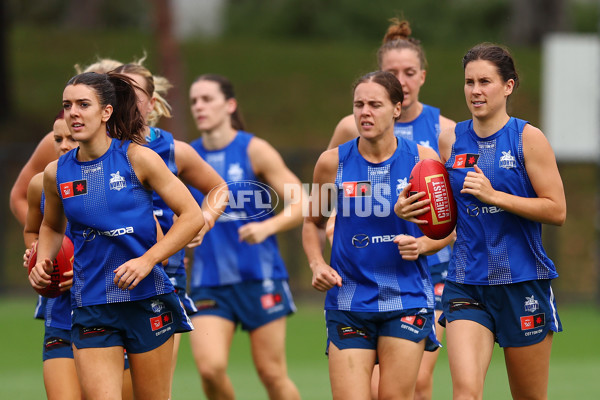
[[79, 326, 110, 339], [342, 181, 372, 197], [194, 299, 218, 311], [44, 337, 70, 351], [520, 313, 545, 330], [150, 311, 173, 332], [401, 315, 426, 330], [434, 283, 445, 297], [448, 298, 484, 312], [452, 153, 479, 169], [337, 324, 369, 340], [261, 293, 283, 309], [60, 179, 87, 198]]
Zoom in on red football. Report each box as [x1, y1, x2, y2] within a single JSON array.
[[408, 159, 457, 240], [28, 236, 74, 298]]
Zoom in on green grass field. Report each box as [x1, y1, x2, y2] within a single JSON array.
[[1, 295, 599, 399]]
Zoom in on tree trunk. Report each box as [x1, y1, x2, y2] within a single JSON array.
[[509, 0, 569, 45], [153, 0, 188, 141]]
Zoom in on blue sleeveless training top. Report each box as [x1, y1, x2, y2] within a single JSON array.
[[56, 139, 174, 307], [445, 118, 558, 285], [188, 131, 288, 287], [327, 137, 434, 312], [394, 104, 441, 153]]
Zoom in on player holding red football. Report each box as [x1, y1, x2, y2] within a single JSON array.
[[28, 71, 203, 400], [22, 111, 81, 400], [16, 59, 138, 400], [303, 71, 453, 400], [397, 43, 566, 399], [327, 19, 456, 399]]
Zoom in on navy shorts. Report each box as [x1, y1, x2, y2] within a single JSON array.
[[441, 280, 562, 347], [169, 272, 198, 316], [71, 292, 193, 354], [325, 308, 441, 354], [43, 326, 73, 361], [43, 326, 130, 369], [190, 279, 296, 331], [430, 261, 448, 311]]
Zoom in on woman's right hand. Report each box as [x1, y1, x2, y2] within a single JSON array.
[[28, 259, 53, 289]]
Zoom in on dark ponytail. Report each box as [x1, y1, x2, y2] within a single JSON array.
[[65, 72, 146, 144]]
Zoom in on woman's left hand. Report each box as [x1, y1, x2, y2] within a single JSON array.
[[113, 257, 154, 290], [238, 221, 271, 244], [59, 269, 73, 291]]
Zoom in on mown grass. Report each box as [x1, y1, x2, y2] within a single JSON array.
[[1, 296, 598, 399]]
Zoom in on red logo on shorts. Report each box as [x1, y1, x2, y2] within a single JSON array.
[[434, 283, 445, 297], [260, 293, 282, 309], [150, 312, 173, 331], [520, 313, 545, 330], [401, 315, 426, 330]]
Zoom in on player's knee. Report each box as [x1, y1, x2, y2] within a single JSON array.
[[452, 387, 483, 400], [414, 373, 433, 399], [255, 364, 287, 388], [197, 361, 228, 384]]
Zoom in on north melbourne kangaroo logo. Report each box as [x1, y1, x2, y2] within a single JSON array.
[[499, 150, 516, 169], [109, 171, 126, 191]]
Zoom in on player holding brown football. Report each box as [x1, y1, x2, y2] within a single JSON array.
[[303, 70, 453, 400]]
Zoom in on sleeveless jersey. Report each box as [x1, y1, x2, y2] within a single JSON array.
[[33, 191, 72, 330], [394, 104, 441, 153], [394, 104, 451, 266], [445, 118, 558, 285], [144, 127, 185, 276], [328, 137, 434, 312], [56, 139, 174, 307], [188, 131, 288, 287]]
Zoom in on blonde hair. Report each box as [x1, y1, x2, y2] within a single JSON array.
[[74, 58, 123, 74], [112, 54, 173, 127]]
